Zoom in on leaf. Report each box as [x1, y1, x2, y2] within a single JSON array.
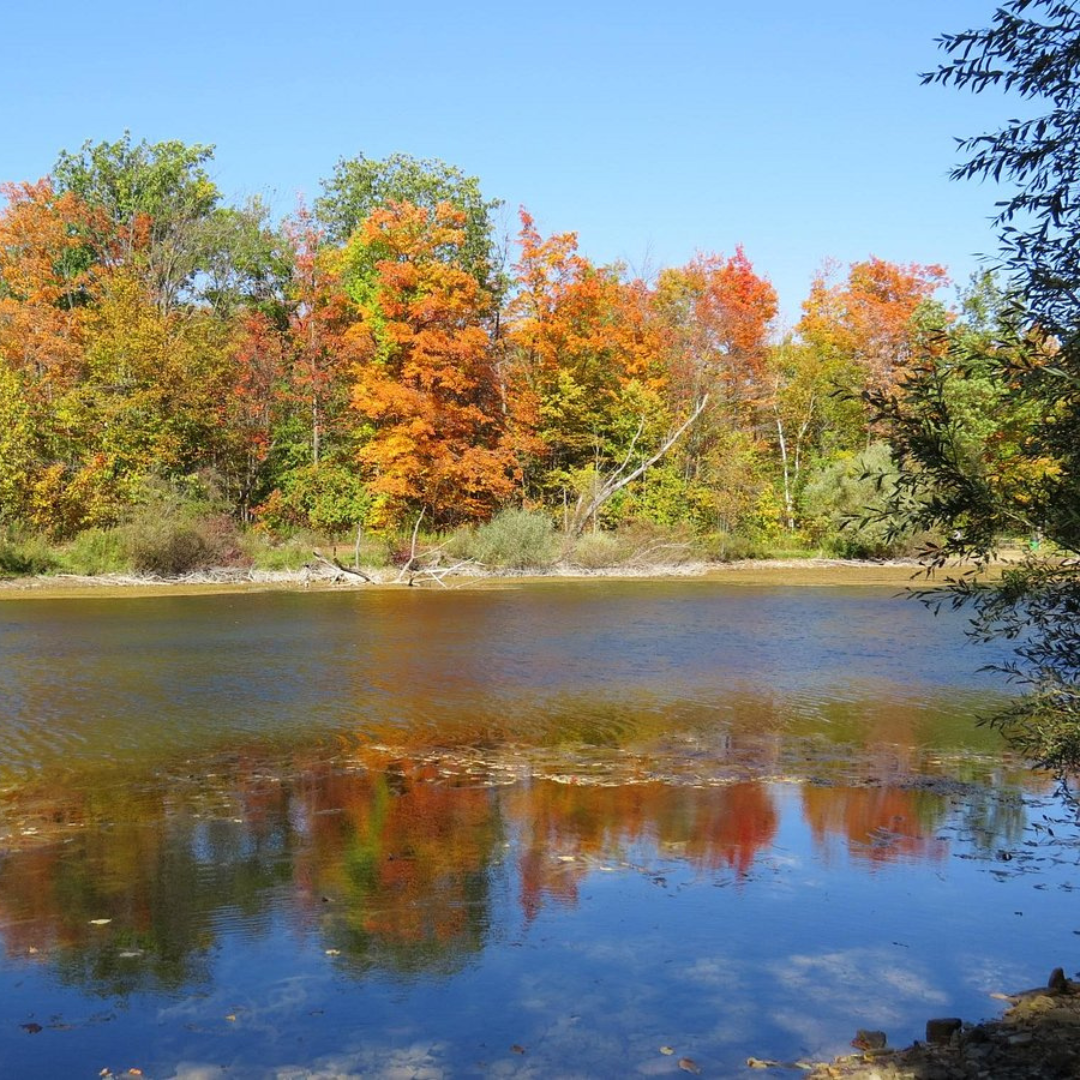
[[678, 1057, 701, 1074], [88, 918, 112, 926], [659, 1045, 675, 1055]]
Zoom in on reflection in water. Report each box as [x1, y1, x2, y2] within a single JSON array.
[[0, 584, 1067, 1077], [0, 748, 1036, 989]]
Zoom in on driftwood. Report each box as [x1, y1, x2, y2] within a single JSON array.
[[310, 551, 374, 583]]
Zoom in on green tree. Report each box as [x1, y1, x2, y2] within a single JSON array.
[[877, 0, 1080, 773], [316, 152, 501, 285], [53, 133, 221, 310]]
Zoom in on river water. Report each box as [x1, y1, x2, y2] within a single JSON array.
[[0, 581, 1076, 1078]]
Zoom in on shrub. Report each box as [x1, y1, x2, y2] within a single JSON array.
[[566, 531, 634, 569], [0, 532, 58, 577], [699, 531, 766, 563], [59, 528, 129, 575], [468, 509, 559, 569], [801, 443, 915, 558]]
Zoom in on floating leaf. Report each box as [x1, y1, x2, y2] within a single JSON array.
[[659, 1045, 675, 1055], [511, 1044, 526, 1054], [325, 948, 341, 956], [678, 1057, 701, 1074], [20, 1022, 42, 1034]]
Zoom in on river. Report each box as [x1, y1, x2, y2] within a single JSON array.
[[0, 581, 1074, 1078]]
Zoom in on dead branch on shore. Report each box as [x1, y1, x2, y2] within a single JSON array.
[[310, 551, 374, 583]]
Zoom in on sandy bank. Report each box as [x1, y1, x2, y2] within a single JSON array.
[[0, 557, 944, 601]]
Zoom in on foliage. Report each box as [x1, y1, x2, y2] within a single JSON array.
[[0, 531, 59, 577], [462, 508, 559, 569], [316, 152, 501, 286], [801, 443, 916, 558], [566, 530, 635, 569], [58, 527, 130, 575], [0, 133, 999, 580], [872, 0, 1080, 774], [344, 201, 519, 528]]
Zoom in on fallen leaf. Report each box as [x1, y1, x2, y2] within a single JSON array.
[[678, 1057, 701, 1074], [324, 949, 341, 956], [659, 1045, 675, 1055], [225, 1014, 237, 1022], [511, 1044, 526, 1054], [20, 1022, 42, 1034], [88, 919, 112, 926]]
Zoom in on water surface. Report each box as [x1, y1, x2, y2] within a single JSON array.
[[1, 582, 1075, 1078]]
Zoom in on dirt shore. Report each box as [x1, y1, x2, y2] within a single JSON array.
[[0, 557, 943, 601]]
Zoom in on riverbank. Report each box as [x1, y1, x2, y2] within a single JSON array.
[[0, 556, 943, 600], [795, 967, 1080, 1079]]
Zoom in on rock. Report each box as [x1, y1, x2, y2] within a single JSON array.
[[852, 1029, 887, 1050], [925, 1017, 962, 1044], [1047, 966, 1067, 993]]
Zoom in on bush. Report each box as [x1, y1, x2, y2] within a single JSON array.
[[801, 443, 915, 558], [467, 509, 559, 569], [121, 481, 246, 576], [126, 519, 214, 575], [699, 531, 767, 562], [566, 531, 634, 569], [0, 532, 58, 577], [58, 528, 129, 575]]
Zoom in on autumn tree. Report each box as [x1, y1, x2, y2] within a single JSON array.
[[343, 201, 519, 529], [650, 249, 778, 533], [317, 153, 501, 286], [506, 210, 686, 529], [798, 256, 947, 406]]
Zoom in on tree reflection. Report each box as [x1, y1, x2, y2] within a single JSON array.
[[0, 745, 1039, 998]]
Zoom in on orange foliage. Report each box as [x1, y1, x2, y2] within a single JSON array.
[[0, 180, 109, 393], [508, 209, 667, 392], [798, 256, 948, 393], [347, 201, 519, 527]]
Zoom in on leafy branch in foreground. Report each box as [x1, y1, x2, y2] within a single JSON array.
[[877, 0, 1080, 773]]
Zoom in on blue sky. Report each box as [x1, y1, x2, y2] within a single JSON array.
[[3, 0, 1016, 324]]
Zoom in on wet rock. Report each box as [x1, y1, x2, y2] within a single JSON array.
[[853, 1029, 887, 1050], [925, 1017, 961, 1044], [1047, 966, 1067, 993]]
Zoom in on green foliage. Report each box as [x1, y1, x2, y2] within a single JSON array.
[[0, 532, 59, 577], [240, 533, 316, 572], [801, 443, 914, 558], [257, 463, 371, 537], [455, 509, 559, 570], [867, 0, 1080, 773], [316, 152, 501, 285], [58, 527, 129, 575]]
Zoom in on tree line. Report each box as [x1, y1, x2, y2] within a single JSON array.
[[1, 135, 986, 558]]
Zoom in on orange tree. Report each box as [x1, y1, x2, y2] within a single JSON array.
[[341, 201, 519, 529]]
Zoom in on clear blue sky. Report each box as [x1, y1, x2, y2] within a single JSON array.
[[3, 0, 1016, 325]]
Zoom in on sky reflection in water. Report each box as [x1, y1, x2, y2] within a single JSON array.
[[0, 583, 1076, 1078]]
